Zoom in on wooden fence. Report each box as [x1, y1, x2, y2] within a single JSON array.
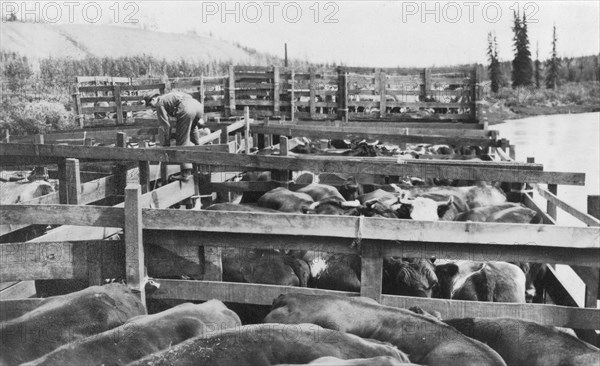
[[1, 126, 599, 340], [71, 65, 481, 128]]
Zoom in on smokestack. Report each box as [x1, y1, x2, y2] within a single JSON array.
[[284, 43, 288, 67]]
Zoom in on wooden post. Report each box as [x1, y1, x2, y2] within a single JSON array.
[[228, 65, 236, 117], [586, 195, 600, 308], [309, 67, 316, 119], [472, 67, 479, 122], [547, 184, 558, 220], [337, 67, 348, 123], [4, 129, 9, 143], [114, 85, 124, 125], [524, 157, 535, 198], [200, 74, 205, 104], [421, 68, 429, 101], [34, 134, 44, 145], [379, 69, 387, 118], [124, 184, 146, 308], [290, 70, 295, 122], [273, 66, 280, 117], [114, 132, 128, 195], [244, 106, 251, 154], [220, 125, 229, 144], [139, 143, 150, 195], [360, 240, 383, 302], [64, 158, 81, 205], [509, 144, 516, 160], [72, 84, 83, 128]]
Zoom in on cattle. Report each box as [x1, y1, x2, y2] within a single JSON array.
[[0, 284, 146, 365], [444, 317, 600, 366], [205, 203, 309, 288], [222, 248, 309, 288], [297, 184, 361, 216], [23, 300, 241, 366], [257, 187, 314, 212], [302, 252, 361, 292], [264, 294, 507, 366], [405, 182, 506, 209], [0, 180, 56, 204], [128, 323, 410, 366], [239, 171, 272, 203], [435, 261, 526, 303], [383, 257, 438, 297], [455, 203, 540, 224], [277, 356, 420, 365]]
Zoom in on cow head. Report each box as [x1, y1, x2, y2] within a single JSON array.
[[396, 196, 454, 221], [383, 257, 438, 297], [338, 177, 364, 201], [433, 262, 460, 298]]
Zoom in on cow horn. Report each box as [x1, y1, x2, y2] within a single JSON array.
[[341, 200, 361, 208]]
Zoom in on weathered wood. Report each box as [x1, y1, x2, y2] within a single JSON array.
[[0, 240, 124, 282], [360, 239, 383, 301], [114, 85, 124, 125], [535, 185, 600, 227], [380, 294, 599, 330], [114, 132, 128, 195], [64, 158, 81, 205], [140, 210, 599, 249], [379, 70, 386, 118], [1, 143, 586, 185], [250, 125, 495, 147], [273, 66, 280, 116], [57, 158, 67, 204], [228, 65, 236, 116], [309, 68, 316, 119], [0, 281, 36, 301], [0, 205, 124, 228], [149, 279, 356, 304], [125, 184, 145, 307], [139, 158, 150, 194], [244, 107, 251, 154], [547, 184, 558, 220]]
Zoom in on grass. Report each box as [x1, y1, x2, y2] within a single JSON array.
[[482, 82, 600, 125]]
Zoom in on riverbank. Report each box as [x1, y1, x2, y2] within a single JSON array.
[[482, 82, 600, 125]]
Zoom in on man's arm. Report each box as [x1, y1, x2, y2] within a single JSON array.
[[156, 105, 171, 146]]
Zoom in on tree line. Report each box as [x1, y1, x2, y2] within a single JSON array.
[[487, 12, 599, 93]]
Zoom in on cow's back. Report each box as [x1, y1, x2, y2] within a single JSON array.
[[0, 284, 145, 365], [445, 317, 599, 366], [23, 300, 241, 366]]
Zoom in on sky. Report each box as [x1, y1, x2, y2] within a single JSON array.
[[4, 0, 599, 67]]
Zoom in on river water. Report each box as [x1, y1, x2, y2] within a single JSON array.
[[495, 112, 600, 226], [495, 112, 600, 306]]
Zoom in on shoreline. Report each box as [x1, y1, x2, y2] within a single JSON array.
[[484, 103, 600, 125]]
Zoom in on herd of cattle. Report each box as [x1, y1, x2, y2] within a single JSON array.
[[1, 284, 597, 365]]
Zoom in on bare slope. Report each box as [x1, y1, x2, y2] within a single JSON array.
[[1, 22, 261, 63]]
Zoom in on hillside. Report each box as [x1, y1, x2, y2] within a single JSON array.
[[0, 22, 270, 66]]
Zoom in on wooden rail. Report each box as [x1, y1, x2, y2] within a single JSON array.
[[72, 65, 480, 127], [0, 144, 584, 185]]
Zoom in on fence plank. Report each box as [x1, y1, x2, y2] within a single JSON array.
[[0, 205, 124, 227], [140, 209, 599, 248], [1, 143, 586, 186], [535, 185, 600, 226], [125, 184, 146, 307]]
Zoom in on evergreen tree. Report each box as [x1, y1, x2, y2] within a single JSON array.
[[545, 25, 560, 89], [511, 11, 533, 87], [534, 42, 541, 88], [487, 32, 501, 93]]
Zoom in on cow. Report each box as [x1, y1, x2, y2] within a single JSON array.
[[0, 180, 56, 204], [205, 203, 309, 288], [264, 294, 507, 366], [128, 323, 410, 366], [239, 171, 272, 203], [435, 261, 526, 303], [444, 317, 600, 366], [383, 257, 439, 297], [277, 356, 420, 365], [405, 182, 506, 209], [23, 300, 241, 366], [455, 203, 540, 224], [257, 187, 314, 212], [296, 184, 361, 216], [302, 252, 361, 292], [0, 284, 146, 365]]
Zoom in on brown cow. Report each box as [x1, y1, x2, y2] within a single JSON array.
[[23, 300, 241, 366], [0, 284, 145, 365], [264, 294, 507, 366], [444, 317, 599, 366], [128, 323, 410, 366]]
